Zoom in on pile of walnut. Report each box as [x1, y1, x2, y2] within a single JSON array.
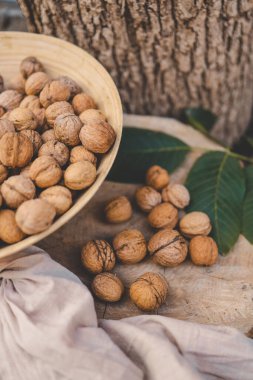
[[81, 165, 218, 312], [0, 56, 116, 244]]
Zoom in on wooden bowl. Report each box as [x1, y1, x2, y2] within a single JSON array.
[[0, 32, 122, 261]]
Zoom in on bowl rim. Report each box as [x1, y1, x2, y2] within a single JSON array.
[[0, 31, 123, 260]]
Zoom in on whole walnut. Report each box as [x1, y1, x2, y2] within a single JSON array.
[[113, 229, 147, 264], [189, 236, 218, 266], [41, 129, 56, 143], [9, 107, 38, 131], [20, 56, 44, 79], [57, 76, 81, 98], [8, 74, 26, 94], [162, 183, 190, 209], [64, 161, 96, 190], [25, 72, 50, 95], [0, 209, 25, 243], [81, 240, 116, 274], [1, 175, 36, 209], [54, 113, 82, 146], [92, 273, 124, 302], [79, 121, 116, 154], [38, 141, 69, 167], [0, 132, 33, 168], [0, 119, 15, 139], [40, 80, 71, 108], [179, 211, 212, 238], [0, 90, 23, 110], [79, 109, 106, 125], [16, 198, 56, 235], [130, 272, 168, 311], [0, 164, 8, 184], [29, 156, 62, 188], [40, 185, 72, 215], [146, 165, 170, 190], [20, 129, 42, 155], [72, 92, 96, 115], [105, 196, 132, 224], [20, 94, 41, 110], [148, 202, 178, 229], [70, 145, 97, 166], [135, 186, 162, 212], [45, 101, 74, 127], [148, 229, 188, 267]]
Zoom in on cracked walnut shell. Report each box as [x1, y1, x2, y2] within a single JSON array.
[[135, 186, 162, 212], [29, 156, 62, 188], [130, 272, 168, 311], [92, 273, 124, 302], [72, 92, 96, 115], [1, 175, 36, 209], [0, 209, 25, 244], [0, 132, 33, 168], [148, 229, 188, 267], [9, 107, 38, 131], [162, 183, 190, 209], [79, 121, 116, 154], [146, 165, 170, 190], [105, 196, 132, 224], [189, 236, 218, 266], [81, 240, 116, 274], [64, 161, 96, 190], [54, 113, 82, 146], [148, 202, 178, 229], [113, 229, 147, 264], [38, 141, 69, 167], [20, 56, 44, 79], [40, 185, 72, 215], [179, 211, 212, 238], [70, 145, 97, 166], [40, 80, 71, 108]]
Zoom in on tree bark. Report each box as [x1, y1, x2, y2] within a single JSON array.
[[18, 0, 253, 143]]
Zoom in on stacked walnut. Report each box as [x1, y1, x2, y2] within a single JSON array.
[[0, 56, 116, 244], [81, 165, 218, 311]]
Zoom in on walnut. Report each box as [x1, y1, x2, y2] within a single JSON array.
[[0, 119, 15, 139], [0, 209, 25, 243], [40, 80, 71, 108], [40, 185, 72, 215], [162, 183, 190, 209], [0, 132, 33, 168], [20, 56, 44, 79], [105, 196, 132, 224], [38, 141, 69, 167], [29, 156, 62, 188], [8, 74, 26, 94], [70, 145, 97, 166], [189, 236, 218, 266], [1, 175, 36, 209], [92, 273, 124, 302], [113, 229, 147, 264], [0, 90, 23, 110], [81, 240, 116, 274], [146, 165, 170, 190], [0, 164, 8, 184], [54, 113, 82, 146], [45, 101, 74, 127], [57, 76, 81, 98], [15, 198, 56, 234], [20, 94, 41, 110], [135, 186, 162, 212], [148, 202, 178, 229], [179, 211, 212, 238], [64, 161, 96, 190], [79, 121, 116, 153], [79, 109, 106, 125], [41, 129, 56, 143], [20, 163, 32, 178], [72, 92, 96, 115], [148, 229, 188, 267], [130, 272, 168, 311], [20, 130, 42, 155], [9, 107, 38, 131], [25, 72, 50, 95]]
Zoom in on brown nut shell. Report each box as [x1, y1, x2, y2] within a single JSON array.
[[79, 109, 106, 125], [179, 211, 212, 238], [29, 156, 62, 188], [72, 93, 96, 115], [81, 240, 116, 274], [38, 141, 69, 167], [0, 119, 15, 139], [92, 273, 124, 302], [25, 72, 50, 95], [41, 129, 56, 143], [40, 80, 71, 108], [20, 56, 44, 79], [0, 132, 33, 168], [162, 184, 190, 209], [64, 161, 96, 190], [105, 196, 132, 224], [57, 76, 81, 98], [130, 272, 168, 311], [79, 121, 116, 154], [135, 186, 162, 212], [113, 229, 147, 264], [15, 198, 56, 235], [45, 101, 74, 127], [9, 107, 38, 131], [20, 129, 42, 155], [0, 90, 23, 110], [0, 164, 8, 184], [8, 74, 26, 94], [146, 165, 170, 190], [54, 113, 82, 146], [0, 209, 25, 244], [148, 202, 178, 229], [189, 236, 218, 266], [1, 175, 36, 209], [40, 185, 72, 215], [148, 229, 188, 267], [70, 145, 97, 166], [20, 94, 41, 110]]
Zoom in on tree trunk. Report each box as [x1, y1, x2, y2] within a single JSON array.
[[18, 0, 253, 144]]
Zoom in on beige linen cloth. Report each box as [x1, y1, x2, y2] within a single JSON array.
[[0, 247, 253, 380]]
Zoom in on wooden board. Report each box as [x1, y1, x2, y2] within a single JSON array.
[[39, 115, 253, 334]]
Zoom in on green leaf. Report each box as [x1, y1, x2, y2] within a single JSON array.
[[108, 127, 190, 183], [242, 165, 253, 243], [183, 108, 217, 133], [186, 151, 245, 254]]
